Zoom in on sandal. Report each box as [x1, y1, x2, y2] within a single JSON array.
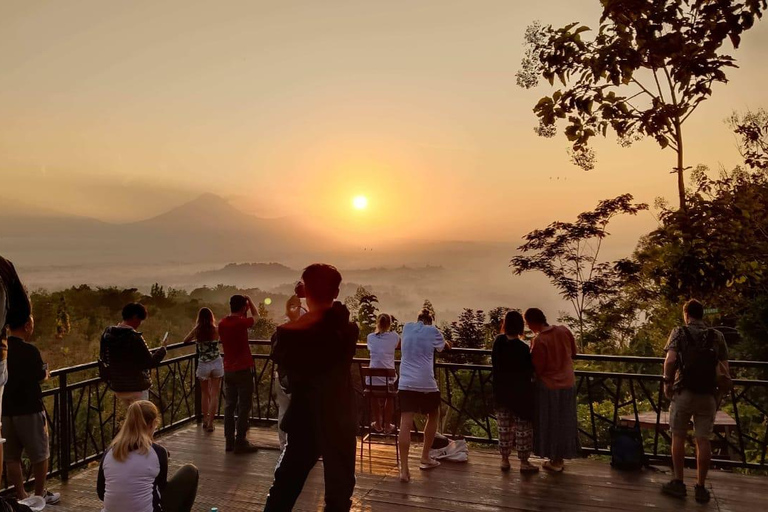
[[207, 423, 215, 433], [500, 460, 511, 472], [542, 461, 564, 473], [520, 463, 540, 474], [419, 459, 441, 470], [370, 422, 383, 433]]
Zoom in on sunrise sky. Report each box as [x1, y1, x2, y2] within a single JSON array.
[[2, 0, 767, 244]]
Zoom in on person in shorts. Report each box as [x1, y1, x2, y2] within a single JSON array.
[[1, 312, 60, 504], [0, 254, 32, 485], [183, 307, 223, 433], [397, 309, 451, 483], [661, 299, 729, 503]]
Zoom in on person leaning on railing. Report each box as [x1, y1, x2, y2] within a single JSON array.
[[97, 400, 199, 512], [661, 299, 731, 504], [182, 307, 223, 433], [0, 254, 31, 488], [525, 307, 579, 473], [100, 303, 168, 409]]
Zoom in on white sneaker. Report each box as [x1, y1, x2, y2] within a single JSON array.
[[42, 489, 61, 504]]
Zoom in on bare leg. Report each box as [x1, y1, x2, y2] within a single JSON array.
[[6, 460, 27, 499], [199, 379, 210, 426], [209, 376, 222, 424], [671, 434, 686, 482], [383, 398, 394, 430], [33, 459, 48, 496], [371, 399, 382, 430], [695, 437, 711, 486], [421, 408, 439, 464], [398, 412, 414, 482]]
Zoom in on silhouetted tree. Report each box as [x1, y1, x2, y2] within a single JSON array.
[[517, 0, 767, 210], [55, 296, 71, 340], [729, 108, 768, 171], [511, 194, 647, 347]]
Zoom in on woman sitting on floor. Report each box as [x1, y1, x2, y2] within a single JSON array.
[[97, 400, 199, 512]]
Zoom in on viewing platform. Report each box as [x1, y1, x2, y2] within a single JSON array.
[[49, 424, 765, 511], [4, 340, 766, 510]]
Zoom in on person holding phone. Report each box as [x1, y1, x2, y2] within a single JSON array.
[[100, 303, 168, 409], [272, 294, 306, 451]]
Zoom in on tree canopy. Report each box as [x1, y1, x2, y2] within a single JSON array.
[[517, 0, 767, 209]]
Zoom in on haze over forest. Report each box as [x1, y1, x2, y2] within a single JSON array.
[[1, 1, 767, 322]]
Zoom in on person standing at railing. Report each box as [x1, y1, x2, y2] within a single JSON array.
[[661, 299, 730, 504], [366, 313, 400, 434], [396, 309, 451, 483], [183, 307, 223, 433], [1, 311, 60, 505], [272, 294, 306, 452], [219, 294, 259, 454], [100, 303, 168, 409], [525, 307, 579, 473], [492, 310, 538, 473], [0, 254, 32, 488], [264, 264, 359, 512], [97, 400, 199, 512]]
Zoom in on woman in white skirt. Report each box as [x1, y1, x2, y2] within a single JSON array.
[[184, 307, 223, 432]]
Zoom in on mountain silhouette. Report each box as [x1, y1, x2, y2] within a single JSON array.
[[0, 193, 337, 265]]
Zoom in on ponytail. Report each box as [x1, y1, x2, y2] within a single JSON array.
[[111, 400, 158, 462]]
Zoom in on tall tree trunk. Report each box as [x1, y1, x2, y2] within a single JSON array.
[[675, 122, 686, 211]]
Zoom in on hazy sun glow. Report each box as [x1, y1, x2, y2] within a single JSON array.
[[352, 195, 368, 210]]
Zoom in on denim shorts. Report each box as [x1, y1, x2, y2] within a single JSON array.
[[197, 357, 224, 380]]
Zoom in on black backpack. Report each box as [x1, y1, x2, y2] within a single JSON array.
[[679, 327, 718, 394], [610, 424, 645, 471]]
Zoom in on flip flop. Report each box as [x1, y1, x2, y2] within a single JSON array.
[[419, 459, 441, 470], [520, 464, 540, 474]]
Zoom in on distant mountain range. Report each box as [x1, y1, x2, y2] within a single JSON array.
[[0, 193, 339, 265]]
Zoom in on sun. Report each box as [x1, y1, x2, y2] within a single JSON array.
[[352, 195, 368, 210]]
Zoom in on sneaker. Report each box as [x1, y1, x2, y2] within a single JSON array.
[[42, 490, 61, 505], [661, 479, 687, 499], [233, 440, 259, 454], [694, 484, 711, 503]]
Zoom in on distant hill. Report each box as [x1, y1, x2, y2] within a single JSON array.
[[0, 193, 342, 265]]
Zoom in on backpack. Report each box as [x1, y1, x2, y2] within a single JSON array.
[[610, 424, 645, 470], [0, 497, 34, 512], [679, 327, 718, 394], [429, 438, 469, 463]]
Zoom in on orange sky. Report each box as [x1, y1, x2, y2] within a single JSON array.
[[1, 0, 767, 247]]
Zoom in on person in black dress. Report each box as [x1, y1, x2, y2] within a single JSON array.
[[492, 310, 538, 473]]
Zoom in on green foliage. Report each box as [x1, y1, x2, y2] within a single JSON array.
[[344, 285, 379, 340], [54, 296, 71, 340], [517, 0, 767, 208], [421, 299, 436, 318], [729, 108, 768, 171]]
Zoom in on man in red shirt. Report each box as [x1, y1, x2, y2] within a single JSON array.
[[219, 294, 259, 454]]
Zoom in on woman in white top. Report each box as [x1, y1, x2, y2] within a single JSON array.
[[97, 400, 198, 512], [397, 309, 451, 482], [366, 313, 400, 434]]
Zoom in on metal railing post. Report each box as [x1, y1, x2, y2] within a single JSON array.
[[194, 346, 202, 423], [59, 372, 70, 481]]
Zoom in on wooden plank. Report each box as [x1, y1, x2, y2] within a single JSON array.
[[45, 424, 765, 512]]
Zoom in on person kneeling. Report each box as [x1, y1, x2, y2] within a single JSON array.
[[97, 401, 199, 512]]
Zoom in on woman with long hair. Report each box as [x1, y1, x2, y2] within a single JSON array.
[[367, 313, 400, 434], [492, 310, 538, 473], [524, 308, 579, 472], [397, 309, 451, 482], [183, 307, 223, 432], [97, 401, 198, 512]]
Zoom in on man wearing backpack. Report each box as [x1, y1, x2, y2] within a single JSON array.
[[661, 299, 729, 503]]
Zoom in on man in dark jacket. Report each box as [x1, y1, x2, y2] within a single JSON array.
[[264, 264, 359, 512], [100, 303, 167, 408]]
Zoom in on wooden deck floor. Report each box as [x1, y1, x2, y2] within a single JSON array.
[[48, 423, 765, 511]]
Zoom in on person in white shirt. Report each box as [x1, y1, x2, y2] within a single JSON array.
[[366, 314, 400, 434], [97, 401, 198, 512], [397, 309, 451, 482]]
